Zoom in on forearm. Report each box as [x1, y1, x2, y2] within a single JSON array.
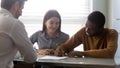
[[83, 48, 116, 58]]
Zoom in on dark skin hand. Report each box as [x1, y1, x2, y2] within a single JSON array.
[[54, 46, 65, 56], [68, 51, 83, 58], [55, 46, 84, 57]]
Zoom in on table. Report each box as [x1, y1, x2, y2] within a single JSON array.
[[36, 57, 120, 68], [14, 57, 120, 68]]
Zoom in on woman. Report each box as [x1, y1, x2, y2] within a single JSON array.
[[30, 9, 69, 56]]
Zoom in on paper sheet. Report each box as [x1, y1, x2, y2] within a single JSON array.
[[38, 55, 67, 60]]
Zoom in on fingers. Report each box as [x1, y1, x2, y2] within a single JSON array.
[[37, 49, 49, 55], [54, 48, 65, 56], [68, 51, 76, 58], [68, 51, 83, 58], [48, 49, 55, 55], [37, 49, 55, 55]]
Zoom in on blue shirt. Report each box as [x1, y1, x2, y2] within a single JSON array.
[[30, 31, 69, 49]]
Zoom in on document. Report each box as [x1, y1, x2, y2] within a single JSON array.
[[38, 55, 67, 60]]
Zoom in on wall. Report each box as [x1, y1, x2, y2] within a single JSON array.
[[107, 0, 120, 58], [92, 0, 110, 28], [108, 0, 113, 28]]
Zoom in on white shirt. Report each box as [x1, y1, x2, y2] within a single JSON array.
[[0, 8, 37, 68]]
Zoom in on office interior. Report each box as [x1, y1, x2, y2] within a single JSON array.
[[18, 0, 120, 58], [0, 0, 120, 68]]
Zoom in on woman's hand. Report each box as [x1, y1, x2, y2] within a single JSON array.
[[37, 49, 55, 55]]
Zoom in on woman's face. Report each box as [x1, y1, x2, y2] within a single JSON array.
[[45, 17, 60, 33]]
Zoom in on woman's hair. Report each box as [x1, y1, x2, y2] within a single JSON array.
[[88, 11, 105, 28], [1, 0, 26, 10], [42, 9, 61, 32]]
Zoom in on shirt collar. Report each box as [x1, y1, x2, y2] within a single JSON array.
[[42, 31, 60, 39], [0, 8, 14, 18]]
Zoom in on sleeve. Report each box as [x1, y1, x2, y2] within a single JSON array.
[[61, 32, 69, 43], [64, 34, 69, 41], [83, 29, 118, 58], [60, 28, 84, 53], [10, 21, 37, 63], [30, 31, 39, 44]]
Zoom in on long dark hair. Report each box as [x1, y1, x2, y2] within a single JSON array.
[[42, 9, 61, 32]]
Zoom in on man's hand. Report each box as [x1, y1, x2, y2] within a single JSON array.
[[54, 46, 65, 57], [68, 51, 83, 58]]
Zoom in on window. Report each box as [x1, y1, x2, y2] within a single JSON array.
[[0, 0, 92, 50], [20, 0, 92, 37], [19, 0, 92, 50]]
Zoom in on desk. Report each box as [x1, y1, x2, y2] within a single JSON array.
[[14, 57, 120, 68], [36, 57, 120, 68]]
